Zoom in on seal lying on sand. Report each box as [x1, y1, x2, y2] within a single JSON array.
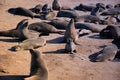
[[100, 7, 120, 16], [100, 25, 120, 39], [75, 15, 100, 24], [28, 22, 65, 35], [95, 43, 118, 62], [25, 49, 48, 80], [100, 16, 117, 25], [0, 19, 28, 38], [8, 7, 40, 18], [57, 10, 79, 19], [75, 22, 103, 33], [12, 37, 46, 51], [74, 3, 95, 11], [48, 18, 69, 29]]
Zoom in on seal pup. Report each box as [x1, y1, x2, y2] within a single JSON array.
[[28, 22, 65, 35], [74, 3, 95, 11], [0, 19, 28, 38], [65, 38, 77, 54], [25, 49, 48, 80], [57, 10, 79, 19], [8, 7, 40, 18], [12, 37, 46, 51], [95, 43, 118, 62], [64, 18, 80, 45]]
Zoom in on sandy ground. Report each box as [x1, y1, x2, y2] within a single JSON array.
[[0, 0, 120, 80]]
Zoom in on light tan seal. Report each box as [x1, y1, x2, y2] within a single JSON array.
[[64, 18, 79, 45], [12, 37, 46, 51], [95, 43, 118, 62]]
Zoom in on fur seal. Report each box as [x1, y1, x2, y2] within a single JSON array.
[[64, 19, 79, 45], [65, 38, 76, 54], [91, 3, 105, 17], [41, 4, 52, 14], [25, 49, 48, 80], [8, 7, 40, 18], [74, 3, 95, 11], [52, 0, 61, 10], [0, 19, 28, 38], [57, 10, 79, 19], [44, 11, 57, 20], [100, 7, 120, 16], [95, 43, 118, 62], [106, 4, 113, 9], [48, 18, 69, 29], [21, 20, 40, 40], [28, 22, 65, 35], [75, 22, 102, 33], [30, 4, 43, 14], [100, 16, 117, 25], [12, 37, 46, 51], [75, 15, 100, 24], [114, 4, 120, 8], [100, 25, 120, 39], [52, 0, 72, 10]]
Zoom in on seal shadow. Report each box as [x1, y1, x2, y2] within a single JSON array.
[[47, 36, 65, 44], [43, 49, 68, 54], [0, 38, 20, 43], [88, 50, 102, 62], [0, 75, 27, 80]]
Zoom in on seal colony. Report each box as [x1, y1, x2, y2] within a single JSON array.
[[0, 0, 120, 80]]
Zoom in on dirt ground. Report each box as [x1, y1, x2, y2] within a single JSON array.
[[0, 0, 120, 80]]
